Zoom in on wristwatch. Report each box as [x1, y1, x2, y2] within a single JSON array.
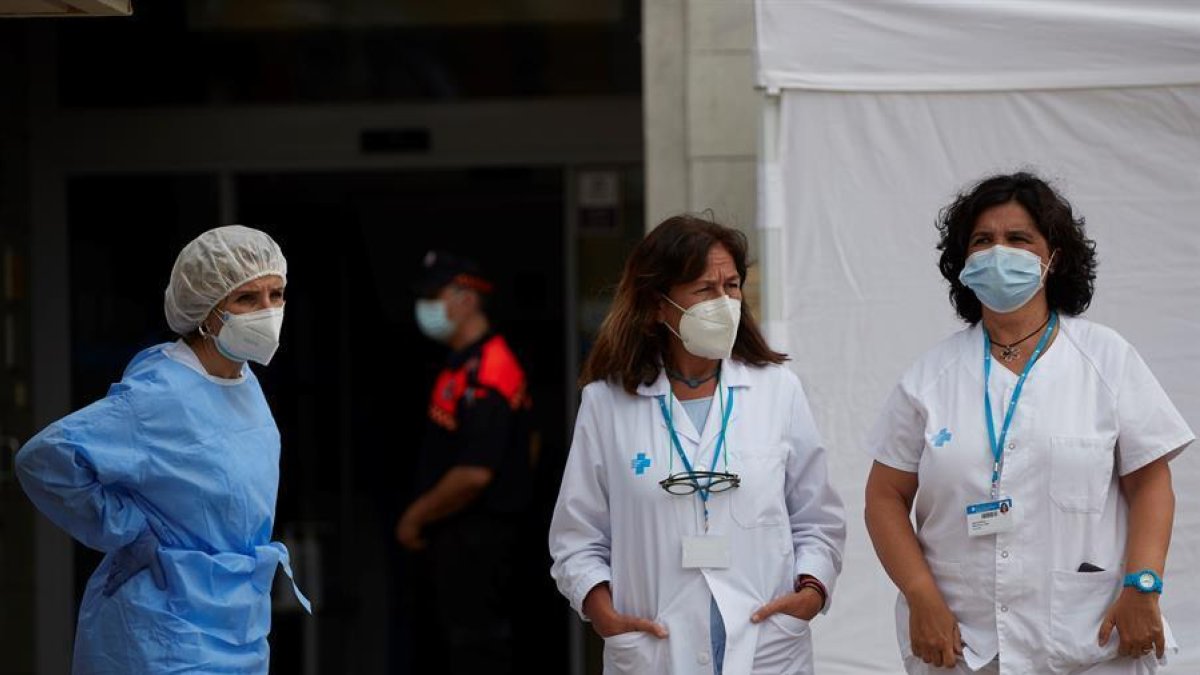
[[1122, 569, 1163, 594]]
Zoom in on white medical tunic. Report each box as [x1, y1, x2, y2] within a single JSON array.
[[549, 359, 846, 674], [869, 316, 1193, 674]]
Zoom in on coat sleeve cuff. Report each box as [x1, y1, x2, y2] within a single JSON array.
[[794, 554, 839, 615], [569, 568, 613, 621]]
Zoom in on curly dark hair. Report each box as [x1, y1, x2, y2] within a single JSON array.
[[937, 172, 1097, 324]]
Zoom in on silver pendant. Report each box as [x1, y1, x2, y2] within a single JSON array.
[[1000, 345, 1020, 362]]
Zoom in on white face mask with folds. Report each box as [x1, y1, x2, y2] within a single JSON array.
[[662, 294, 741, 360], [211, 306, 285, 366]]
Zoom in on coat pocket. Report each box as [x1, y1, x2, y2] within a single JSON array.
[[602, 631, 658, 675], [769, 612, 810, 637], [1049, 436, 1115, 513], [922, 558, 993, 659], [753, 614, 812, 674], [730, 447, 787, 529], [1048, 569, 1121, 668]]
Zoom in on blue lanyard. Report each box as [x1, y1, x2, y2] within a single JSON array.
[[656, 385, 735, 505], [982, 312, 1057, 499]]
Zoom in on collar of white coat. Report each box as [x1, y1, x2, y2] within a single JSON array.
[[635, 357, 753, 398], [638, 358, 750, 444]]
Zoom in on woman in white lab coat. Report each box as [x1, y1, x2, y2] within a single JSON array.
[[864, 172, 1193, 674], [549, 215, 846, 674]]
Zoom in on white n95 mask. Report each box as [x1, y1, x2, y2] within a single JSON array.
[[958, 245, 1052, 314], [214, 306, 285, 365], [663, 295, 741, 360]]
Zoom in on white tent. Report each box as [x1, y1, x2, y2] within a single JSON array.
[[755, 2, 1200, 673]]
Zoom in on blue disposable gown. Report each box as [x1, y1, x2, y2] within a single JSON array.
[[16, 344, 310, 674]]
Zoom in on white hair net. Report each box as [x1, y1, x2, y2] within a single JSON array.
[[164, 225, 288, 335]]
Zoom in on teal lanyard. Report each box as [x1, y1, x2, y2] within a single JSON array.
[[982, 312, 1057, 500], [656, 385, 735, 510]]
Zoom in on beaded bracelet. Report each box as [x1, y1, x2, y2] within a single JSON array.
[[793, 575, 828, 609]]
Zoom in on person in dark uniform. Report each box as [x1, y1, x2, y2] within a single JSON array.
[[397, 250, 534, 675]]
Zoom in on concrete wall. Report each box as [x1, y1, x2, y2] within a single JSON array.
[[643, 0, 763, 302], [644, 0, 758, 232]]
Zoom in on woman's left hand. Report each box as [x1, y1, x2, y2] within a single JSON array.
[[1099, 588, 1165, 659], [750, 587, 823, 624]]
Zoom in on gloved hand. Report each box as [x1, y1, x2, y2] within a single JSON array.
[[103, 528, 167, 597]]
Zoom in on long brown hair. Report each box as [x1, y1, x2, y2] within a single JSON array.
[[580, 214, 786, 394]]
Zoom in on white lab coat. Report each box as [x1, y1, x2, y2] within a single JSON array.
[[869, 317, 1193, 674], [549, 359, 846, 674]]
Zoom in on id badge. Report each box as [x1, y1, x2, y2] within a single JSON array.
[[965, 497, 1014, 537], [682, 535, 731, 568]]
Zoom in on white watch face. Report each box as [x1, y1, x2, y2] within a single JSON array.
[[1139, 573, 1156, 589]]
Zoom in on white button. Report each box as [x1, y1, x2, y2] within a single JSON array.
[[1001, 550, 1010, 559], [1000, 605, 1009, 613], [698, 652, 712, 665], [1008, 442, 1015, 449]]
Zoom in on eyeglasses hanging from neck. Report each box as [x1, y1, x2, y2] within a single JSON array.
[[655, 381, 739, 529]]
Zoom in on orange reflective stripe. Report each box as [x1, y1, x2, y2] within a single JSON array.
[[427, 335, 530, 428], [429, 368, 468, 419], [477, 336, 527, 409], [428, 403, 458, 431]]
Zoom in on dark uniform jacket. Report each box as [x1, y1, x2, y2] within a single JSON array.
[[416, 332, 534, 522]]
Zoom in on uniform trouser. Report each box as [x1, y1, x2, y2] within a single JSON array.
[[428, 513, 519, 675]]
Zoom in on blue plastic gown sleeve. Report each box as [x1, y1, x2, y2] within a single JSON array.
[[16, 391, 149, 552]]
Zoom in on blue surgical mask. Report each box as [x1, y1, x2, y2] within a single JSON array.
[[959, 245, 1052, 314], [415, 299, 456, 341]]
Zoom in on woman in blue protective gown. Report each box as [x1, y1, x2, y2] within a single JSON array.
[[16, 225, 310, 674]]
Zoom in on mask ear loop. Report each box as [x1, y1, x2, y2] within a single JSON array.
[[662, 320, 683, 341], [1036, 250, 1058, 293], [660, 294, 686, 341], [1042, 250, 1058, 279], [661, 294, 687, 313], [196, 306, 227, 340]]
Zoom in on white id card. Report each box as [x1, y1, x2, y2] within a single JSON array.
[[682, 535, 731, 568], [966, 497, 1014, 537]]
